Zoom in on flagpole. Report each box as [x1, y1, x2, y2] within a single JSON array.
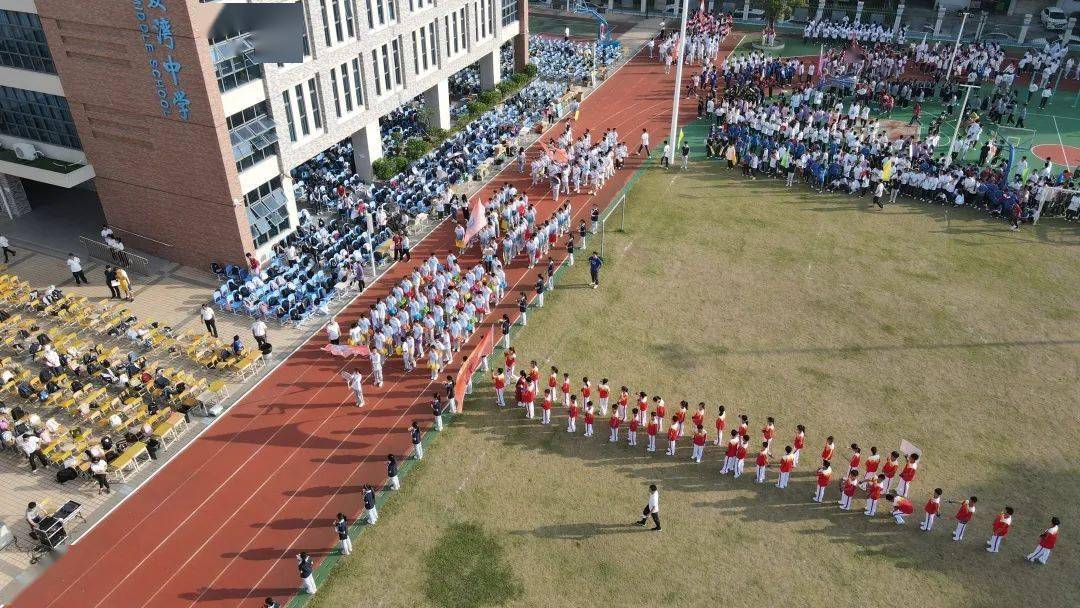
[[667, 0, 691, 166], [943, 83, 977, 168]]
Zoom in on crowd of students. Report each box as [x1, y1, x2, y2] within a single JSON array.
[[529, 35, 621, 83], [803, 17, 908, 46], [484, 352, 1062, 563]]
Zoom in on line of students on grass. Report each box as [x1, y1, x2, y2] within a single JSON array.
[[486, 357, 1062, 564]]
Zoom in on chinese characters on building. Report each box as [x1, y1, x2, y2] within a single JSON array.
[[131, 0, 191, 121]]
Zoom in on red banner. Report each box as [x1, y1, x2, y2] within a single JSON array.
[[462, 196, 488, 247], [453, 327, 496, 411]]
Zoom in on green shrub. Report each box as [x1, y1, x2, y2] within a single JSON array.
[[496, 81, 515, 96], [510, 73, 528, 87], [372, 157, 398, 181], [404, 138, 432, 161], [478, 90, 500, 105], [392, 156, 409, 174], [466, 100, 490, 116], [428, 127, 449, 142], [521, 63, 538, 77]]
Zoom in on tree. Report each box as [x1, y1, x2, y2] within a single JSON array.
[[762, 0, 805, 26]]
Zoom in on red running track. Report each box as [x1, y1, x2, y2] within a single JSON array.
[[12, 42, 728, 608]]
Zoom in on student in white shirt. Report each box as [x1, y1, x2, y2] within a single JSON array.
[[251, 318, 268, 347], [200, 304, 218, 338], [636, 484, 661, 531], [66, 253, 88, 285], [90, 457, 110, 494], [0, 235, 14, 263]]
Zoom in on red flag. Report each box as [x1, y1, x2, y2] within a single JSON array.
[[462, 196, 488, 245]]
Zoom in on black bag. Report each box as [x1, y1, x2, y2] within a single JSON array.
[[259, 342, 273, 356]]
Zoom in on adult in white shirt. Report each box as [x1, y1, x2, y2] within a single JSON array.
[[0, 234, 14, 263], [325, 320, 341, 345], [66, 253, 88, 285], [20, 434, 49, 472], [345, 369, 365, 407], [636, 484, 661, 531], [200, 303, 218, 338], [90, 457, 111, 493], [251, 318, 268, 347]]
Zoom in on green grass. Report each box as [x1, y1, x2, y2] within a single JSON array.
[[0, 148, 83, 173], [308, 161, 1080, 608]]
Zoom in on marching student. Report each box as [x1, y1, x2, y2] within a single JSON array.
[[761, 417, 775, 448], [792, 424, 806, 467], [609, 411, 621, 442], [839, 469, 859, 510], [754, 441, 770, 483], [691, 425, 708, 463], [541, 389, 553, 424], [987, 506, 1014, 553], [567, 395, 580, 433], [653, 396, 667, 432], [864, 446, 881, 480], [882, 451, 901, 492], [821, 436, 836, 464], [617, 387, 630, 420], [691, 402, 705, 432], [500, 314, 512, 349], [387, 454, 400, 489], [920, 488, 943, 531], [581, 377, 592, 406], [411, 421, 424, 460], [720, 430, 740, 474], [334, 513, 352, 556], [736, 414, 749, 439], [518, 292, 528, 325], [776, 446, 795, 488], [887, 492, 915, 524], [528, 361, 540, 393], [646, 411, 659, 452], [813, 460, 833, 502], [676, 402, 689, 436], [733, 435, 750, 479], [432, 394, 445, 431], [370, 349, 384, 387], [346, 369, 365, 407], [504, 347, 517, 378], [845, 444, 861, 472], [897, 453, 919, 497], [561, 373, 572, 407], [637, 392, 649, 425], [863, 474, 885, 516], [548, 367, 559, 400], [363, 484, 378, 524], [665, 416, 679, 456], [583, 401, 596, 437], [951, 496, 978, 541], [1026, 517, 1060, 564], [713, 405, 727, 446], [523, 381, 536, 420], [598, 379, 610, 415], [492, 367, 506, 407], [627, 408, 640, 446], [297, 552, 317, 595]]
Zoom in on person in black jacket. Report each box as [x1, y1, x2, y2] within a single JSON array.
[[363, 484, 378, 525], [387, 454, 400, 489], [410, 421, 423, 460], [297, 552, 316, 594]]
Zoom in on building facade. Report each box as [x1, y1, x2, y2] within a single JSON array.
[[0, 0, 526, 267]]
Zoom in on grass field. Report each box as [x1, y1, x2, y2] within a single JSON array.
[[309, 161, 1080, 608]]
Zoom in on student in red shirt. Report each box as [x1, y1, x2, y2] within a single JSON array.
[[864, 446, 881, 480], [522, 383, 536, 420], [987, 506, 1014, 553], [881, 451, 900, 493], [761, 417, 775, 448], [492, 368, 506, 407], [920, 488, 943, 531], [548, 366, 559, 395], [627, 408, 640, 446], [561, 373, 572, 407], [566, 395, 579, 434], [528, 361, 540, 393], [1026, 517, 1060, 564], [951, 496, 978, 541], [863, 473, 885, 516], [636, 392, 649, 425], [846, 443, 861, 472], [676, 402, 689, 436], [792, 424, 806, 467], [713, 405, 727, 446], [691, 425, 708, 463], [653, 397, 667, 432], [692, 403, 705, 433], [754, 441, 770, 483], [821, 436, 836, 463], [583, 402, 596, 437], [608, 411, 621, 442], [720, 430, 740, 474], [504, 347, 517, 378], [897, 453, 919, 497], [733, 435, 750, 479], [887, 492, 915, 524], [617, 387, 630, 420], [540, 389, 553, 425], [580, 377, 592, 405], [776, 445, 795, 489], [665, 417, 679, 456], [736, 414, 749, 439], [646, 412, 659, 452], [813, 460, 833, 502], [596, 380, 613, 419], [839, 469, 859, 510]]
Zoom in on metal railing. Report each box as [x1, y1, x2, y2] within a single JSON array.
[[79, 236, 152, 275]]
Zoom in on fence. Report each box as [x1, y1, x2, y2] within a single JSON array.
[[79, 236, 152, 275]]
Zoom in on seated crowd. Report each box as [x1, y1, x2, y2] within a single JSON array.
[[528, 35, 620, 84]]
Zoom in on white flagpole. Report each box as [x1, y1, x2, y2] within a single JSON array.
[[667, 0, 691, 166]]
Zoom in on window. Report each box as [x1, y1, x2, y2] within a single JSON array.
[[459, 7, 468, 53], [489, 0, 497, 36], [501, 0, 518, 27], [244, 177, 291, 247], [330, 58, 364, 117], [412, 24, 436, 75], [210, 31, 262, 92], [228, 102, 279, 172], [281, 77, 323, 141], [320, 0, 356, 47], [370, 41, 402, 96], [391, 37, 403, 87], [0, 10, 54, 74], [0, 86, 80, 149], [366, 0, 396, 29], [408, 0, 427, 11]]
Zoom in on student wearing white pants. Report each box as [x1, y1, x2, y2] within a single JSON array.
[[525, 398, 535, 420], [754, 442, 769, 483], [334, 514, 352, 556], [298, 553, 317, 594], [776, 447, 794, 488], [411, 423, 424, 460], [387, 454, 400, 489], [889, 494, 914, 524], [1026, 518, 1059, 564], [363, 485, 378, 525], [986, 507, 1014, 553], [920, 488, 943, 531], [952, 497, 977, 541]]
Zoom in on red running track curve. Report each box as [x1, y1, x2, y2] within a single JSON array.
[[12, 42, 732, 608]]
